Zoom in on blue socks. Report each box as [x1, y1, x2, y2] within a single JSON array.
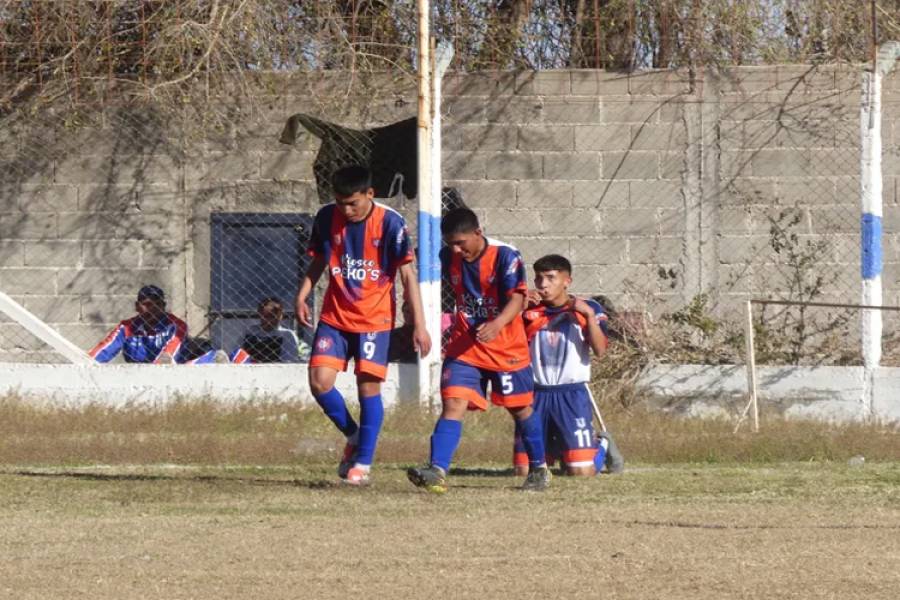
[[517, 411, 546, 469], [314, 387, 358, 438], [594, 434, 609, 474], [355, 394, 384, 466], [430, 418, 463, 472]]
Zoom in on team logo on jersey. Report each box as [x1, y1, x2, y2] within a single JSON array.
[[575, 417, 587, 429], [335, 254, 382, 282], [372, 238, 381, 248], [316, 337, 333, 351], [525, 311, 540, 321], [333, 234, 342, 246]]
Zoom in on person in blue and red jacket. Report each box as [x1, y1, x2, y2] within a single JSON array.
[[295, 164, 431, 486], [89, 285, 188, 364]]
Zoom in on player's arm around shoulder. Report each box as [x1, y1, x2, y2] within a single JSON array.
[[572, 297, 608, 356], [397, 262, 432, 357]]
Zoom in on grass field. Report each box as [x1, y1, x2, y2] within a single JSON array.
[[2, 397, 900, 599]]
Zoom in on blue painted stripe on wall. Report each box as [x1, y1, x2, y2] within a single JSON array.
[[861, 213, 883, 280], [417, 211, 442, 283]]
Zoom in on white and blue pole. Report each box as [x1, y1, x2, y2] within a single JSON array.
[[416, 1, 448, 406], [860, 42, 900, 416], [860, 63, 883, 373]]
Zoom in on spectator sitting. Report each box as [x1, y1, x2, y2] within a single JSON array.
[[231, 297, 302, 363], [90, 285, 223, 364]]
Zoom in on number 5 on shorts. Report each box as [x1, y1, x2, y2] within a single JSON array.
[[500, 373, 513, 395]]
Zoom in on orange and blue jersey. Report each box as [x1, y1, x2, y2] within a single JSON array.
[[89, 313, 187, 363], [441, 238, 530, 372], [308, 202, 413, 333]]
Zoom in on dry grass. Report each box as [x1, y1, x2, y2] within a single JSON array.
[[2, 394, 899, 467], [2, 462, 900, 599], [4, 395, 900, 598]]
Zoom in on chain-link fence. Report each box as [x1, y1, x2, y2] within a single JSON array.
[[1, 2, 898, 369], [437, 65, 884, 366]]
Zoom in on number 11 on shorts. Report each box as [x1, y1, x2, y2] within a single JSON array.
[[574, 429, 591, 448]]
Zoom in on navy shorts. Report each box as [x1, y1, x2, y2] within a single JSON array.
[[441, 358, 534, 411], [514, 382, 597, 467], [310, 321, 391, 380]]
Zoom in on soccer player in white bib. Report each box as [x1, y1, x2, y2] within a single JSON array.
[[513, 254, 613, 477]]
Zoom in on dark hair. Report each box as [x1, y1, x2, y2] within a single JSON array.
[[591, 294, 617, 318], [137, 285, 165, 303], [257, 296, 283, 312], [441, 207, 480, 236], [533, 254, 572, 275], [332, 165, 373, 198]]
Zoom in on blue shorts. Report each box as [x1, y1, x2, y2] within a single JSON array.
[[514, 383, 597, 467], [441, 358, 534, 411], [309, 321, 391, 380]]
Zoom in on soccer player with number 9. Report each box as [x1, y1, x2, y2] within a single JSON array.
[[296, 165, 431, 486]]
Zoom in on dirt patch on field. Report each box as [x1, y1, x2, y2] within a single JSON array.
[[1, 464, 899, 599]]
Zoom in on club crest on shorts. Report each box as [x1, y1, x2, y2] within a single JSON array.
[[575, 417, 587, 429], [366, 332, 377, 340], [316, 337, 332, 351]]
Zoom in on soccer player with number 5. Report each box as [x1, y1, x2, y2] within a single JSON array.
[[407, 208, 550, 493], [296, 165, 431, 486]]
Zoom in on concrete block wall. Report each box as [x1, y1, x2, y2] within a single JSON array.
[[0, 65, 893, 362]]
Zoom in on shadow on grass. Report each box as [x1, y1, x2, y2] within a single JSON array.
[[617, 519, 900, 531], [1, 469, 338, 490]]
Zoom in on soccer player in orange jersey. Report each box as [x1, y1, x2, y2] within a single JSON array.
[[296, 165, 431, 485], [407, 208, 550, 493]]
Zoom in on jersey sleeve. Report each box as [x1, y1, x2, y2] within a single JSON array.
[[158, 315, 188, 363], [498, 247, 527, 298], [585, 299, 610, 336], [89, 322, 126, 363], [384, 213, 414, 269], [439, 246, 451, 281], [306, 206, 330, 259]]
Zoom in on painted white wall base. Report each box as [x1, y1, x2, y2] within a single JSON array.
[[4, 362, 899, 424], [0, 363, 423, 408], [638, 363, 900, 422]]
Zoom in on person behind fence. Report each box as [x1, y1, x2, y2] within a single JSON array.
[[231, 297, 302, 364], [407, 207, 551, 493], [510, 254, 623, 477], [89, 285, 222, 364], [296, 164, 432, 486]]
